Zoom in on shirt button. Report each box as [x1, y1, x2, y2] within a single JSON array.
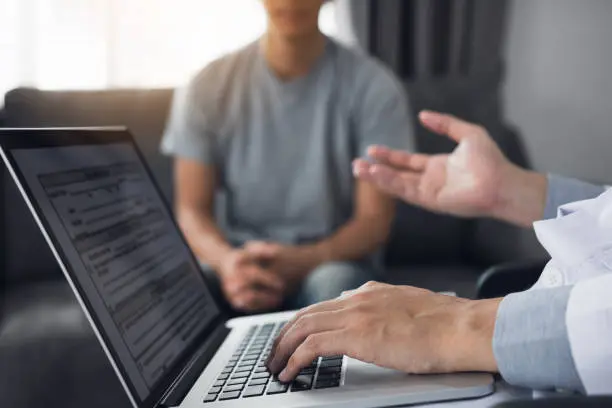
[[545, 269, 564, 287]]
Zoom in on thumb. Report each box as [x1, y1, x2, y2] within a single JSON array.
[[419, 111, 486, 144], [244, 241, 279, 258]]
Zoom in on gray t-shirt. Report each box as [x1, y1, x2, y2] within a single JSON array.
[[161, 38, 413, 246]]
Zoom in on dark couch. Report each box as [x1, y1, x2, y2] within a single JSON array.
[[0, 88, 547, 408]]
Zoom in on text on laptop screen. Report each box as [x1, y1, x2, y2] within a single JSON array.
[[11, 143, 220, 400]]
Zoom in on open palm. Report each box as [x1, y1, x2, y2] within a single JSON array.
[[354, 111, 511, 218]]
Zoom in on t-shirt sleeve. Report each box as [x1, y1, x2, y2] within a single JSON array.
[[354, 66, 415, 157], [160, 77, 218, 165]]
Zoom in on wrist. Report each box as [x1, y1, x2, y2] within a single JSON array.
[[211, 244, 235, 275], [300, 243, 329, 272], [492, 164, 547, 227], [452, 298, 502, 373]]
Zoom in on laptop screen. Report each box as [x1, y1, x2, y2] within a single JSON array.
[[4, 136, 221, 405]]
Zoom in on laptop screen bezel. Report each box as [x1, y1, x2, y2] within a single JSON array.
[[0, 128, 226, 408]]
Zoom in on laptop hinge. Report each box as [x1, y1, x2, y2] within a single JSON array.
[[160, 318, 230, 407]]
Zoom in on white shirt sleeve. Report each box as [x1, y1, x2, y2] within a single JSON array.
[[566, 273, 612, 394], [493, 285, 584, 393], [544, 174, 605, 220], [494, 180, 612, 395]]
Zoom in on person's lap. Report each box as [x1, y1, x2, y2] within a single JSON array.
[[284, 261, 378, 310], [199, 261, 378, 315]]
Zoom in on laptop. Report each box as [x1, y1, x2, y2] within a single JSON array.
[[0, 128, 494, 408]]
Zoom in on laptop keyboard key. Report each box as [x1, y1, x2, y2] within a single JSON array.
[[251, 372, 270, 380], [315, 378, 341, 389], [227, 377, 248, 386], [243, 385, 266, 398], [319, 359, 343, 369], [208, 386, 222, 394], [213, 380, 225, 388], [318, 366, 341, 376], [231, 371, 250, 379], [219, 391, 241, 401], [316, 372, 341, 382], [204, 393, 217, 403], [299, 367, 316, 375], [267, 381, 290, 395], [223, 383, 245, 393], [248, 377, 269, 386], [290, 375, 313, 392]]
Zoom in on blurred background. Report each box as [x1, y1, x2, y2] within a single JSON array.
[[2, 0, 612, 181], [1, 1, 612, 407]]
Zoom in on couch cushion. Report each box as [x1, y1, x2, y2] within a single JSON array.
[[0, 281, 130, 408], [385, 204, 470, 265], [3, 88, 174, 200]]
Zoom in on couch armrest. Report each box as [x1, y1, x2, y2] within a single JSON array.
[[476, 260, 548, 299]]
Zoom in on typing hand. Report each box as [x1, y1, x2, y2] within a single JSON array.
[[354, 111, 511, 219], [266, 281, 501, 382], [219, 249, 285, 313]]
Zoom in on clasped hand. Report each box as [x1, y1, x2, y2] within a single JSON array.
[[218, 242, 316, 312]]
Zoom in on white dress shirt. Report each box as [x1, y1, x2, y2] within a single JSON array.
[[493, 174, 611, 395]]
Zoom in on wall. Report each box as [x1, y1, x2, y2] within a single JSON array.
[[503, 0, 612, 183]]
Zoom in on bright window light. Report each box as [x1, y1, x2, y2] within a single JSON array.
[[0, 0, 338, 94]]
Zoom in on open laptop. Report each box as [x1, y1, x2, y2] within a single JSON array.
[[0, 128, 494, 408]]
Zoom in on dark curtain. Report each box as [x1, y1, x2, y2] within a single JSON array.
[[363, 0, 506, 80], [338, 0, 546, 267], [339, 0, 527, 165]]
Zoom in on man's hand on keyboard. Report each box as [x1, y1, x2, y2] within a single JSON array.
[[266, 281, 502, 383]]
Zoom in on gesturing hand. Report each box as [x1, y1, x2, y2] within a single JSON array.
[[218, 249, 285, 313], [266, 282, 501, 382], [354, 111, 512, 218]]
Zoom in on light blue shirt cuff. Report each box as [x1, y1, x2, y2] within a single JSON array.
[[493, 286, 585, 393], [544, 174, 605, 220]]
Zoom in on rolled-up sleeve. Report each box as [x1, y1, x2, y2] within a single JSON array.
[[566, 274, 612, 395], [493, 285, 585, 393], [544, 174, 605, 219]]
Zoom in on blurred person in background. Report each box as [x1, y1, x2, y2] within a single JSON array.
[[161, 0, 413, 313]]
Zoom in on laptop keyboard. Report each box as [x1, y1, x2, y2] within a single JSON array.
[[203, 322, 344, 403]]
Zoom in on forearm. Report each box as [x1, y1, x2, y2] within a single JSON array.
[[310, 215, 392, 267], [448, 298, 502, 373], [492, 164, 548, 228], [177, 206, 232, 270], [492, 165, 607, 227]]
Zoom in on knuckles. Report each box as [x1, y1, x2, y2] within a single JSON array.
[[292, 314, 315, 336], [302, 333, 322, 352], [362, 280, 380, 289]]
